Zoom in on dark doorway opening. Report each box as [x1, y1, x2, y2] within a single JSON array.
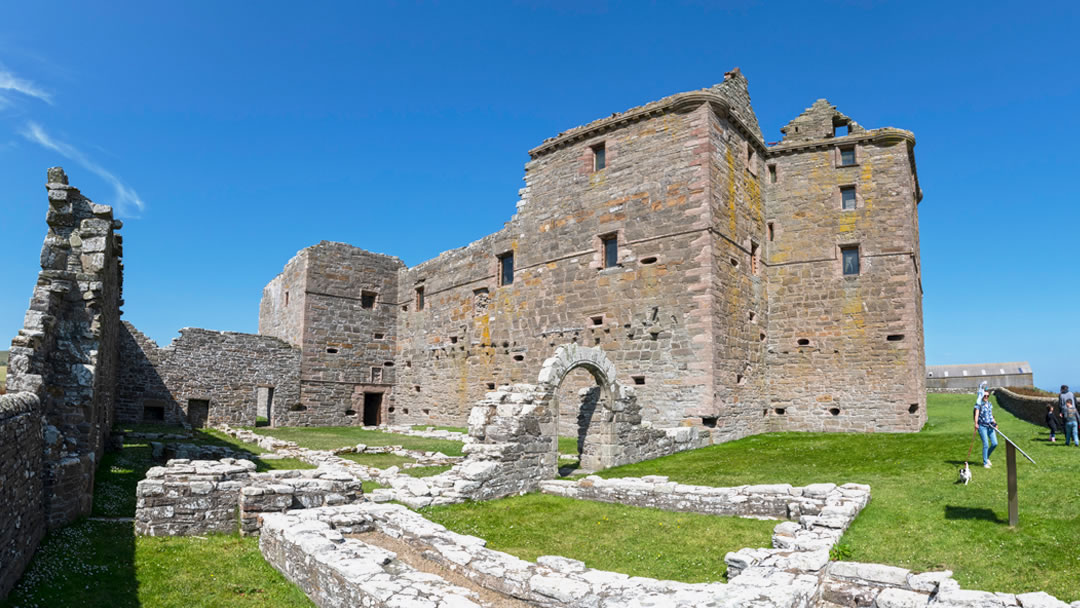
[[188, 399, 210, 428], [256, 386, 274, 427], [363, 392, 383, 426]]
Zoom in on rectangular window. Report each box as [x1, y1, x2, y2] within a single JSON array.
[[499, 252, 514, 286], [750, 241, 760, 275], [767, 222, 775, 242], [592, 143, 606, 171], [842, 246, 860, 275], [415, 286, 425, 311], [360, 291, 377, 309], [601, 235, 618, 268], [839, 146, 856, 166], [841, 186, 856, 210], [768, 164, 777, 183]]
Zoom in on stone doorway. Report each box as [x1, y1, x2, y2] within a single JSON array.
[[363, 392, 382, 426], [554, 367, 609, 475], [188, 399, 210, 428], [256, 386, 275, 427]]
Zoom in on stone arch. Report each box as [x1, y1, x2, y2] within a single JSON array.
[[536, 344, 638, 472]]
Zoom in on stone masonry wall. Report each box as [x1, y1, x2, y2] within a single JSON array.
[[763, 102, 925, 433], [259, 247, 309, 348], [5, 167, 123, 529], [296, 242, 404, 425], [0, 392, 44, 599], [134, 458, 362, 536], [115, 324, 301, 427], [992, 387, 1053, 428], [388, 100, 717, 429]]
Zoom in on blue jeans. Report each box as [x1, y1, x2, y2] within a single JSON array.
[[978, 424, 998, 464], [1066, 421, 1079, 446]]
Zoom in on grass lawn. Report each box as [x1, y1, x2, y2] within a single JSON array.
[[411, 425, 468, 434], [341, 452, 416, 469], [0, 521, 313, 608], [252, 426, 465, 457], [403, 465, 452, 478], [584, 393, 1080, 600], [424, 493, 777, 583]]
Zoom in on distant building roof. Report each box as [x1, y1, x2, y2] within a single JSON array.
[[926, 362, 1031, 378]]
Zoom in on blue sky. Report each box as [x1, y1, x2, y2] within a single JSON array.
[[1, 1, 1076, 390]]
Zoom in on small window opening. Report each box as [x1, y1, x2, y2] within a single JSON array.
[[486, 382, 496, 390], [592, 142, 606, 171], [371, 367, 383, 383], [594, 337, 601, 345], [841, 246, 860, 275], [345, 409, 357, 417], [389, 406, 396, 413], [361, 291, 377, 309], [736, 374, 744, 385], [143, 405, 165, 422], [601, 234, 618, 268], [797, 338, 810, 346], [759, 332, 766, 342], [841, 186, 856, 210], [590, 315, 604, 326], [887, 334, 905, 342], [750, 241, 760, 275], [289, 404, 307, 412], [374, 333, 384, 340], [909, 403, 919, 414], [774, 408, 786, 415], [840, 146, 856, 166], [284, 291, 289, 306], [768, 164, 777, 183], [632, 375, 646, 385], [833, 123, 849, 137], [829, 407, 840, 416], [730, 257, 739, 268], [414, 385, 420, 392], [450, 336, 458, 344], [326, 347, 338, 354], [384, 361, 394, 367], [513, 354, 524, 362], [415, 286, 425, 311], [767, 222, 775, 242], [702, 417, 718, 428], [403, 408, 409, 414], [640, 256, 657, 265], [748, 311, 756, 322], [499, 252, 514, 286], [405, 360, 412, 368]]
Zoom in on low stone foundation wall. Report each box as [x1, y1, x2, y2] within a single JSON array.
[[541, 476, 858, 522], [260, 503, 822, 608], [134, 458, 362, 536], [993, 387, 1055, 428]]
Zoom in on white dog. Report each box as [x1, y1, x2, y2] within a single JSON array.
[[958, 462, 972, 485]]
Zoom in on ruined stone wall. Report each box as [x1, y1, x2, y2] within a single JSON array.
[[259, 249, 309, 348], [390, 102, 717, 428], [115, 324, 300, 426], [293, 242, 404, 425], [763, 124, 925, 432], [5, 167, 123, 528], [0, 393, 44, 599]]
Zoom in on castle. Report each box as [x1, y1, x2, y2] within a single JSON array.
[[114, 68, 924, 440]]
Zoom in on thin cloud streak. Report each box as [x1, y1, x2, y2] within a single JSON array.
[[0, 66, 52, 104], [20, 121, 145, 216]]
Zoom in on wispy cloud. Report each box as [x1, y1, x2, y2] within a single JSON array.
[[0, 66, 52, 105], [21, 121, 145, 216]]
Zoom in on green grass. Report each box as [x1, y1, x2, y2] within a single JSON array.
[[361, 480, 385, 493], [411, 425, 468, 434], [0, 521, 313, 608], [581, 393, 1080, 600], [252, 426, 465, 457], [424, 493, 776, 583], [403, 465, 452, 478], [558, 435, 580, 455], [340, 452, 416, 469]]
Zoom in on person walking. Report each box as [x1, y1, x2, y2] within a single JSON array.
[[1059, 386, 1074, 432], [974, 381, 998, 467], [1062, 398, 1080, 447], [1046, 405, 1060, 442]]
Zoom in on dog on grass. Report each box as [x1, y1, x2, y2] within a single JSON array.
[[958, 462, 972, 485]]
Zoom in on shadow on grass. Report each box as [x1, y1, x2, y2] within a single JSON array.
[[944, 505, 1005, 523]]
